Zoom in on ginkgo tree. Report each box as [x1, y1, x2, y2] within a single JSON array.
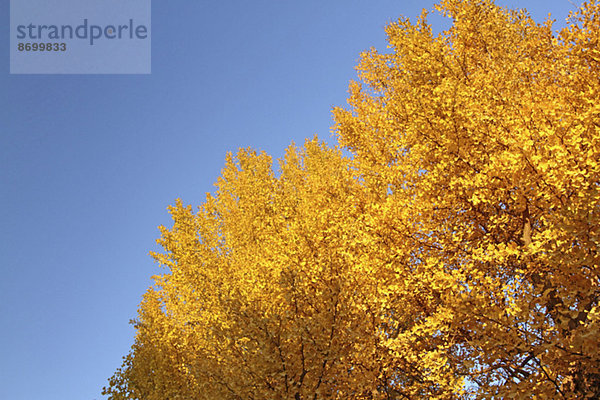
[[105, 0, 599, 398], [104, 140, 430, 399]]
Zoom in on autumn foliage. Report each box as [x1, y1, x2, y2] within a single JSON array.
[[104, 1, 600, 398]]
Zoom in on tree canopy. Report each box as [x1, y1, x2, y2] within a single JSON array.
[[104, 1, 600, 398]]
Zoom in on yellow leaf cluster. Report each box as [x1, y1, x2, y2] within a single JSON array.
[[105, 1, 600, 398]]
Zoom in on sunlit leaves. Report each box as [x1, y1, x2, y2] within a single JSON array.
[[105, 1, 600, 398], [334, 0, 600, 397]]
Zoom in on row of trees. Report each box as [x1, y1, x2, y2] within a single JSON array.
[[104, 0, 600, 398]]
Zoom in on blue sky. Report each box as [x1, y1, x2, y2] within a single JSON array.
[[0, 1, 575, 399]]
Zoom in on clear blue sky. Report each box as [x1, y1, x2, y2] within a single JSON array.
[[0, 1, 575, 399]]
